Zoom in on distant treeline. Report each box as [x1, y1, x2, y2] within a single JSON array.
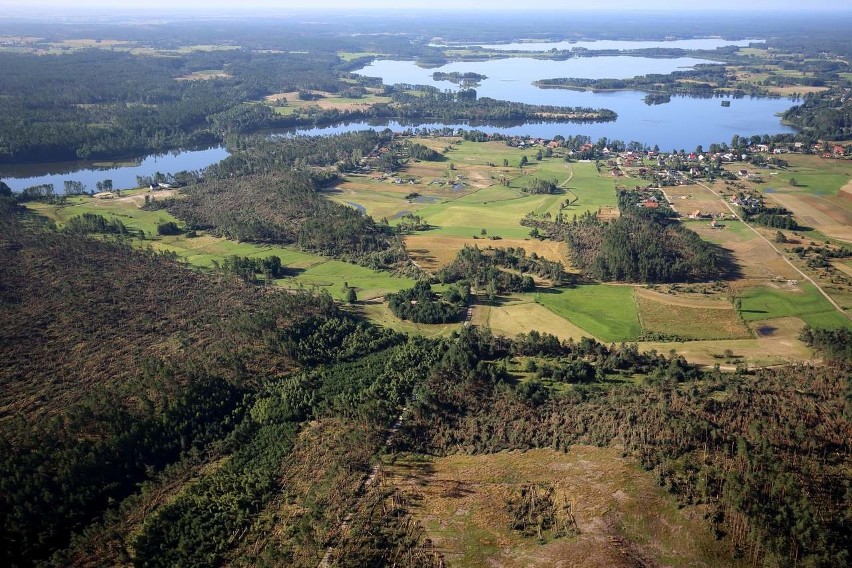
[[535, 63, 769, 98]]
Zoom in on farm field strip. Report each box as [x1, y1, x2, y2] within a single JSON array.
[[534, 285, 642, 343]]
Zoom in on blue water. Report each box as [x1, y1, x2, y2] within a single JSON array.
[[448, 38, 764, 52], [353, 57, 795, 149], [0, 146, 230, 193], [1, 53, 797, 190]]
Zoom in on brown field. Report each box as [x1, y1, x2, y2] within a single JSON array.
[[663, 185, 730, 217], [386, 446, 745, 568], [471, 296, 594, 342], [635, 291, 752, 340], [639, 315, 814, 367], [833, 260, 852, 278], [404, 234, 572, 271], [690, 221, 799, 285], [766, 191, 852, 242], [596, 206, 620, 221], [766, 85, 830, 96]]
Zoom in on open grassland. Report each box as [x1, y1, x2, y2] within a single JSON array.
[[766, 191, 852, 242], [639, 317, 814, 367], [281, 260, 415, 301], [386, 447, 746, 568], [472, 295, 597, 342], [28, 192, 182, 237], [176, 69, 231, 81], [687, 208, 800, 285], [635, 289, 751, 340], [267, 90, 391, 114], [350, 301, 460, 338], [738, 282, 845, 325], [663, 185, 731, 217], [761, 153, 852, 196], [744, 154, 852, 242], [534, 285, 641, 342], [25, 193, 414, 301], [331, 141, 621, 242]]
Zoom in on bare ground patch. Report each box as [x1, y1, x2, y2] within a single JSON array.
[[113, 189, 178, 206], [386, 446, 744, 568]]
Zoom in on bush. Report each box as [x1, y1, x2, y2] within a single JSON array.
[[156, 221, 182, 236]]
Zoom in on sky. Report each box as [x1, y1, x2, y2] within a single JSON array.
[[2, 0, 848, 12]]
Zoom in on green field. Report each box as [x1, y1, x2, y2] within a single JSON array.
[[738, 283, 846, 325], [534, 284, 642, 342], [332, 141, 622, 240], [30, 195, 182, 237], [26, 194, 414, 301], [766, 154, 852, 195], [281, 260, 415, 301]]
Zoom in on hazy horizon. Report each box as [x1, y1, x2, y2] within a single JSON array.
[[2, 0, 851, 13]]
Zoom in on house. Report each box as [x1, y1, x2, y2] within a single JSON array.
[[610, 167, 623, 177], [738, 169, 749, 177]]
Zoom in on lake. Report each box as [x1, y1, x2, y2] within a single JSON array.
[[0, 146, 230, 193], [444, 38, 764, 52], [1, 53, 797, 190], [353, 57, 795, 149]]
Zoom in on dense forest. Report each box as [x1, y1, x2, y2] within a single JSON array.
[[436, 245, 565, 297], [0, 49, 359, 163], [386, 281, 469, 324], [562, 192, 729, 283], [166, 172, 407, 268], [535, 63, 765, 97], [782, 88, 852, 140]]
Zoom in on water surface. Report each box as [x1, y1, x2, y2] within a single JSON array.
[[1, 146, 230, 193], [456, 38, 764, 52]]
